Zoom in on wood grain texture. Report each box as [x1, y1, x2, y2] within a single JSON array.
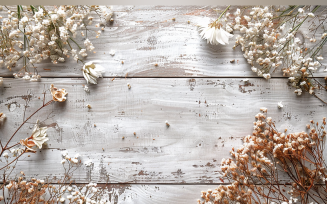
[[0, 5, 326, 78], [1, 78, 326, 183], [1, 6, 327, 203], [0, 183, 234, 204]]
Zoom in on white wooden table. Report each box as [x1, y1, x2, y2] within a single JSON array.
[[0, 5, 326, 203]]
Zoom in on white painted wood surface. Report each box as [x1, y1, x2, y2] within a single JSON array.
[[1, 78, 326, 184], [1, 5, 327, 204], [0, 5, 326, 78]]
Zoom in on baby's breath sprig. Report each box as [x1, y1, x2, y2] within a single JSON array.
[[0, 5, 113, 81], [224, 5, 327, 103]]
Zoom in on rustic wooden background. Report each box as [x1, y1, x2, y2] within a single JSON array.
[[0, 5, 327, 204]]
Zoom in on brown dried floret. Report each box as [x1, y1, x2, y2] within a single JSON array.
[[50, 84, 68, 102]]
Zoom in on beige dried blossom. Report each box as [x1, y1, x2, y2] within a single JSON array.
[[82, 62, 105, 84], [0, 112, 6, 125], [200, 109, 327, 204], [50, 84, 68, 102], [20, 120, 48, 151], [30, 120, 49, 149]]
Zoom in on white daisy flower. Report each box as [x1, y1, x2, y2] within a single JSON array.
[[198, 20, 233, 45]]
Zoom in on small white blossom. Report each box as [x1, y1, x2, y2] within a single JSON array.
[[3, 152, 9, 158], [294, 89, 302, 95], [61, 150, 68, 157], [307, 13, 315, 17], [251, 66, 257, 73], [82, 62, 105, 84], [316, 56, 323, 61], [71, 158, 79, 164], [277, 101, 283, 109], [109, 50, 116, 56], [263, 73, 271, 79], [85, 160, 93, 167], [84, 85, 90, 92]]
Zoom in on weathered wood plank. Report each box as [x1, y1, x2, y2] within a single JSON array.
[[0, 183, 231, 204], [1, 78, 326, 183], [0, 5, 326, 78]]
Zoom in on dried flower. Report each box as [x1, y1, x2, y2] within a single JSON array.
[[199, 23, 233, 45], [109, 50, 116, 56], [200, 108, 327, 203], [85, 160, 93, 167], [263, 73, 271, 80], [0, 5, 113, 79], [19, 138, 36, 153], [84, 85, 90, 92], [308, 12, 315, 17], [0, 112, 6, 125], [82, 62, 105, 84], [3, 152, 9, 158], [198, 6, 233, 45], [19, 120, 48, 151], [50, 84, 68, 102], [31, 120, 48, 149], [277, 101, 283, 109]]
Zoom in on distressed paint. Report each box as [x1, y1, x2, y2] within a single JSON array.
[[0, 5, 327, 203], [0, 5, 326, 78], [0, 78, 326, 184]]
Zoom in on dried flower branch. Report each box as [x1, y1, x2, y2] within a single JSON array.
[[199, 109, 327, 204], [1, 84, 66, 178]]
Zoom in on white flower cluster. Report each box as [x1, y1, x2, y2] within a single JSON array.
[[0, 5, 113, 79], [231, 6, 325, 96], [60, 183, 112, 204], [2, 148, 24, 159], [61, 151, 80, 164], [6, 177, 45, 192]]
